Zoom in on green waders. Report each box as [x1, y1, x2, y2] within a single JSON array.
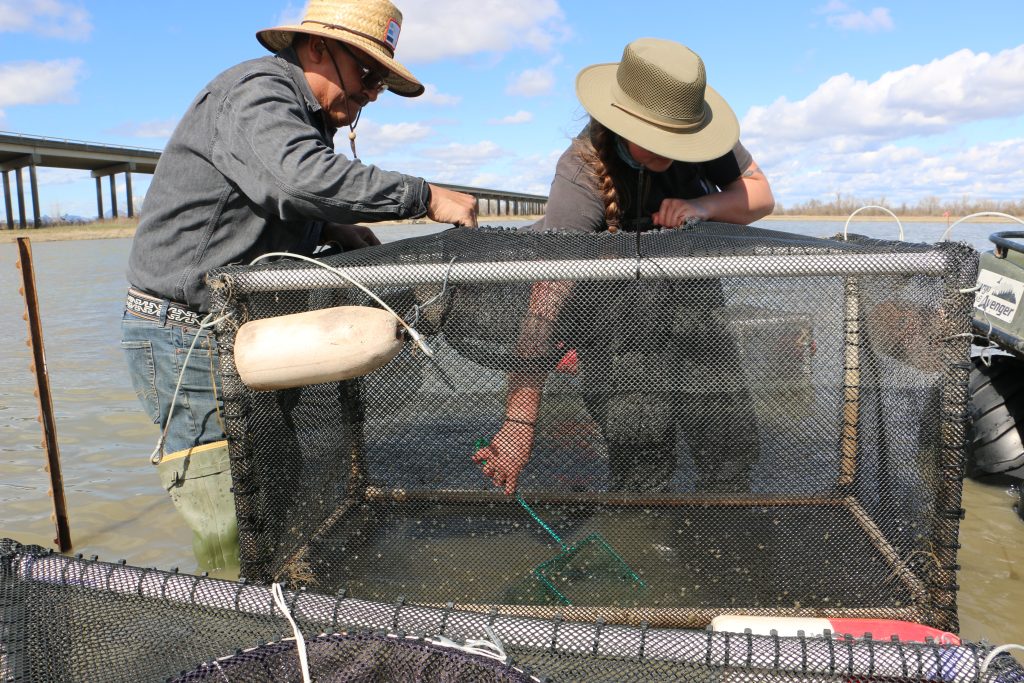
[[156, 440, 239, 573]]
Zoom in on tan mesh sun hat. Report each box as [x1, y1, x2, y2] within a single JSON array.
[[257, 0, 424, 97], [576, 38, 739, 162]]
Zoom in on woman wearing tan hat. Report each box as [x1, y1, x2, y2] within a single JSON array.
[[476, 38, 771, 495], [123, 0, 477, 568], [539, 37, 774, 233]]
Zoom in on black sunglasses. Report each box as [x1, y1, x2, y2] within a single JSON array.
[[334, 41, 388, 94]]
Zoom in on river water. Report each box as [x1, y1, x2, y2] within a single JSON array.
[[1, 218, 1020, 644]]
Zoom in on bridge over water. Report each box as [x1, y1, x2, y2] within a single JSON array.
[[0, 132, 547, 228]]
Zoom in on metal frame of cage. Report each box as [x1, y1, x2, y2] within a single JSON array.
[[209, 245, 974, 631], [3, 546, 1001, 683]]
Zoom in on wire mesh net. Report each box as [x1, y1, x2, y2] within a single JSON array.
[[207, 224, 978, 631], [5, 542, 1020, 683]]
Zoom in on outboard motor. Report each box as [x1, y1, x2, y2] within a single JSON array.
[[968, 229, 1024, 521]]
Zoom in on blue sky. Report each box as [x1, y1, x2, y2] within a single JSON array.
[[1, 0, 1023, 218]]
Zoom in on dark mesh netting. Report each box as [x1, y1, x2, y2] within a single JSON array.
[[6, 542, 1021, 683], [207, 224, 978, 631]]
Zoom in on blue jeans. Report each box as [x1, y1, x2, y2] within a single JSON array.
[[121, 309, 225, 456]]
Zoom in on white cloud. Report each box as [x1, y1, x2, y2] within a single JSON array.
[[407, 84, 462, 106], [506, 66, 555, 97], [274, 2, 303, 26], [756, 137, 1024, 207], [826, 6, 893, 32], [108, 119, 179, 139], [742, 44, 1024, 148], [739, 45, 1024, 207], [0, 59, 82, 107], [397, 0, 568, 61], [343, 120, 433, 157], [0, 0, 92, 40], [36, 167, 86, 185], [422, 140, 502, 163], [490, 110, 534, 125], [372, 121, 433, 145]]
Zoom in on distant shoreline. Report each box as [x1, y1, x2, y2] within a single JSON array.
[[0, 213, 1017, 244]]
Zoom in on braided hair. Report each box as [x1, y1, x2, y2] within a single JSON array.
[[573, 119, 632, 233]]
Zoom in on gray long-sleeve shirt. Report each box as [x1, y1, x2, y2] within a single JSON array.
[[127, 48, 430, 312]]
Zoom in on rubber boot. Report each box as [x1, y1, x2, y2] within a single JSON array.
[[156, 440, 240, 574]]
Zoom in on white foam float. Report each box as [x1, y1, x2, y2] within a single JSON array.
[[234, 306, 404, 390]]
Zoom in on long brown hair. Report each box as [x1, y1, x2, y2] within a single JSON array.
[[573, 119, 631, 232]]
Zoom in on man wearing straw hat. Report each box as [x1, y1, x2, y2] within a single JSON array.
[[122, 0, 477, 569]]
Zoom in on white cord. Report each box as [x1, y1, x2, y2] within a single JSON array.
[[149, 249, 442, 464], [149, 310, 233, 465], [250, 251, 433, 357], [940, 211, 1024, 242], [842, 205, 905, 241], [981, 643, 1024, 674], [271, 583, 311, 683], [429, 624, 508, 664]]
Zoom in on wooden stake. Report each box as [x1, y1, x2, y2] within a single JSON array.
[[16, 237, 72, 552]]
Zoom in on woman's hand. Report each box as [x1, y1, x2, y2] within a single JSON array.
[[472, 421, 535, 495], [651, 198, 710, 228]]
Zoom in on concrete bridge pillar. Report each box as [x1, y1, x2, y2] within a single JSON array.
[[92, 162, 135, 220], [1, 154, 40, 228], [125, 172, 134, 218], [109, 175, 119, 219], [15, 168, 26, 228], [95, 177, 104, 221], [2, 171, 12, 229], [29, 164, 40, 227]]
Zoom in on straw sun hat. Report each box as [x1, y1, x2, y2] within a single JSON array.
[[257, 0, 424, 97], [576, 38, 739, 162]]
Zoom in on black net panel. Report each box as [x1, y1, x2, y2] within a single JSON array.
[[208, 225, 978, 631], [5, 542, 1020, 683]]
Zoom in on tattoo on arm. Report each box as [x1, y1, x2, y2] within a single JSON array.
[[742, 167, 765, 179]]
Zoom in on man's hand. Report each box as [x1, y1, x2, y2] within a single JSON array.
[[320, 223, 381, 251], [427, 184, 479, 227]]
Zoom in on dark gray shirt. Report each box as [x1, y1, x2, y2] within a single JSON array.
[[532, 136, 753, 233], [127, 48, 429, 312]]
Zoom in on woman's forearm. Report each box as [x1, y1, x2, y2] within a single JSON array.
[[693, 162, 775, 225]]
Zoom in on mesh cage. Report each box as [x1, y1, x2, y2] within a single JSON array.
[[5, 542, 1021, 683], [208, 224, 978, 631]]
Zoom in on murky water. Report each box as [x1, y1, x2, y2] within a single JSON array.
[[0, 218, 1020, 643]]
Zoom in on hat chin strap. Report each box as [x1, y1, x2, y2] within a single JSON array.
[[323, 41, 363, 161], [347, 107, 361, 160]]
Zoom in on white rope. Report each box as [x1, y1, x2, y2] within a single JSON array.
[[429, 624, 507, 664], [250, 251, 433, 357], [981, 643, 1024, 674], [940, 211, 1024, 242], [271, 583, 311, 683], [150, 310, 233, 465], [842, 205, 905, 241]]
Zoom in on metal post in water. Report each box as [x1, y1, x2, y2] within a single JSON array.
[[15, 237, 72, 551]]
